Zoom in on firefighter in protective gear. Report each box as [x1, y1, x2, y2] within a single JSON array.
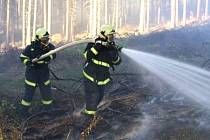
[[19, 27, 56, 118], [81, 24, 121, 137]]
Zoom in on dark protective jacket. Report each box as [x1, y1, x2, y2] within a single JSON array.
[[83, 37, 121, 85], [20, 40, 56, 69]]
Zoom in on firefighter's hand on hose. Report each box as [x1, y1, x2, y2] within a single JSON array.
[[32, 58, 38, 63], [32, 54, 42, 63]]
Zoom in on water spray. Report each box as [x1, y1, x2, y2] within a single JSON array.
[[122, 48, 210, 108]]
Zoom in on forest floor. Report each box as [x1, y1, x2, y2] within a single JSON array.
[[1, 23, 210, 140]]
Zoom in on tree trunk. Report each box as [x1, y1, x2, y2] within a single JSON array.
[[65, 0, 69, 41], [70, 0, 76, 41], [105, 0, 108, 24], [6, 0, 10, 45], [171, 0, 176, 28], [93, 0, 97, 36], [146, 0, 150, 31], [70, 16, 74, 41], [205, 0, 209, 19], [112, 1, 115, 26], [175, 0, 178, 25], [22, 0, 26, 47], [89, 0, 93, 37], [115, 0, 119, 31], [139, 0, 145, 33], [157, 0, 161, 24], [97, 0, 101, 34], [80, 0, 83, 29], [16, 0, 21, 30], [0, 0, 2, 23], [47, 0, 52, 33], [33, 0, 37, 39], [43, 0, 47, 29], [26, 0, 32, 45], [197, 0, 200, 19], [183, 0, 187, 25]]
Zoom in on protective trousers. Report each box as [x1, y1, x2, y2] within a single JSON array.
[[21, 67, 53, 107], [84, 79, 105, 115]]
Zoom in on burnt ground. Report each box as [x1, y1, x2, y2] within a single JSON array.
[[1, 23, 210, 140]]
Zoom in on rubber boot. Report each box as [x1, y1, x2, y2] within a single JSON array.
[[80, 114, 103, 139]]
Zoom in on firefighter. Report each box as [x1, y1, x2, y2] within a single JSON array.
[[19, 27, 56, 118], [81, 24, 122, 137]]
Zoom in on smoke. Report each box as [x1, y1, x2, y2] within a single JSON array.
[[123, 114, 152, 140]]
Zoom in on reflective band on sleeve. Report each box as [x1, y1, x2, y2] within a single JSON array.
[[84, 109, 96, 115], [37, 61, 45, 64], [44, 80, 51, 85], [41, 100, 53, 105], [50, 55, 53, 60], [21, 99, 31, 106], [91, 47, 98, 55], [112, 56, 120, 64], [92, 59, 110, 67], [20, 54, 29, 58], [83, 71, 111, 85], [83, 51, 87, 59], [25, 79, 36, 87], [23, 59, 29, 64]]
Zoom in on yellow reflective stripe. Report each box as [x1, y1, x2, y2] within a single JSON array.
[[41, 100, 53, 105], [20, 53, 29, 58], [92, 59, 110, 67], [97, 78, 110, 85], [83, 71, 94, 82], [83, 71, 111, 85], [50, 55, 53, 60], [25, 79, 36, 87], [83, 51, 87, 59], [23, 59, 29, 64], [91, 47, 98, 55], [21, 99, 31, 106], [84, 109, 96, 115], [44, 80, 51, 85], [37, 61, 45, 64], [112, 56, 120, 64]]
